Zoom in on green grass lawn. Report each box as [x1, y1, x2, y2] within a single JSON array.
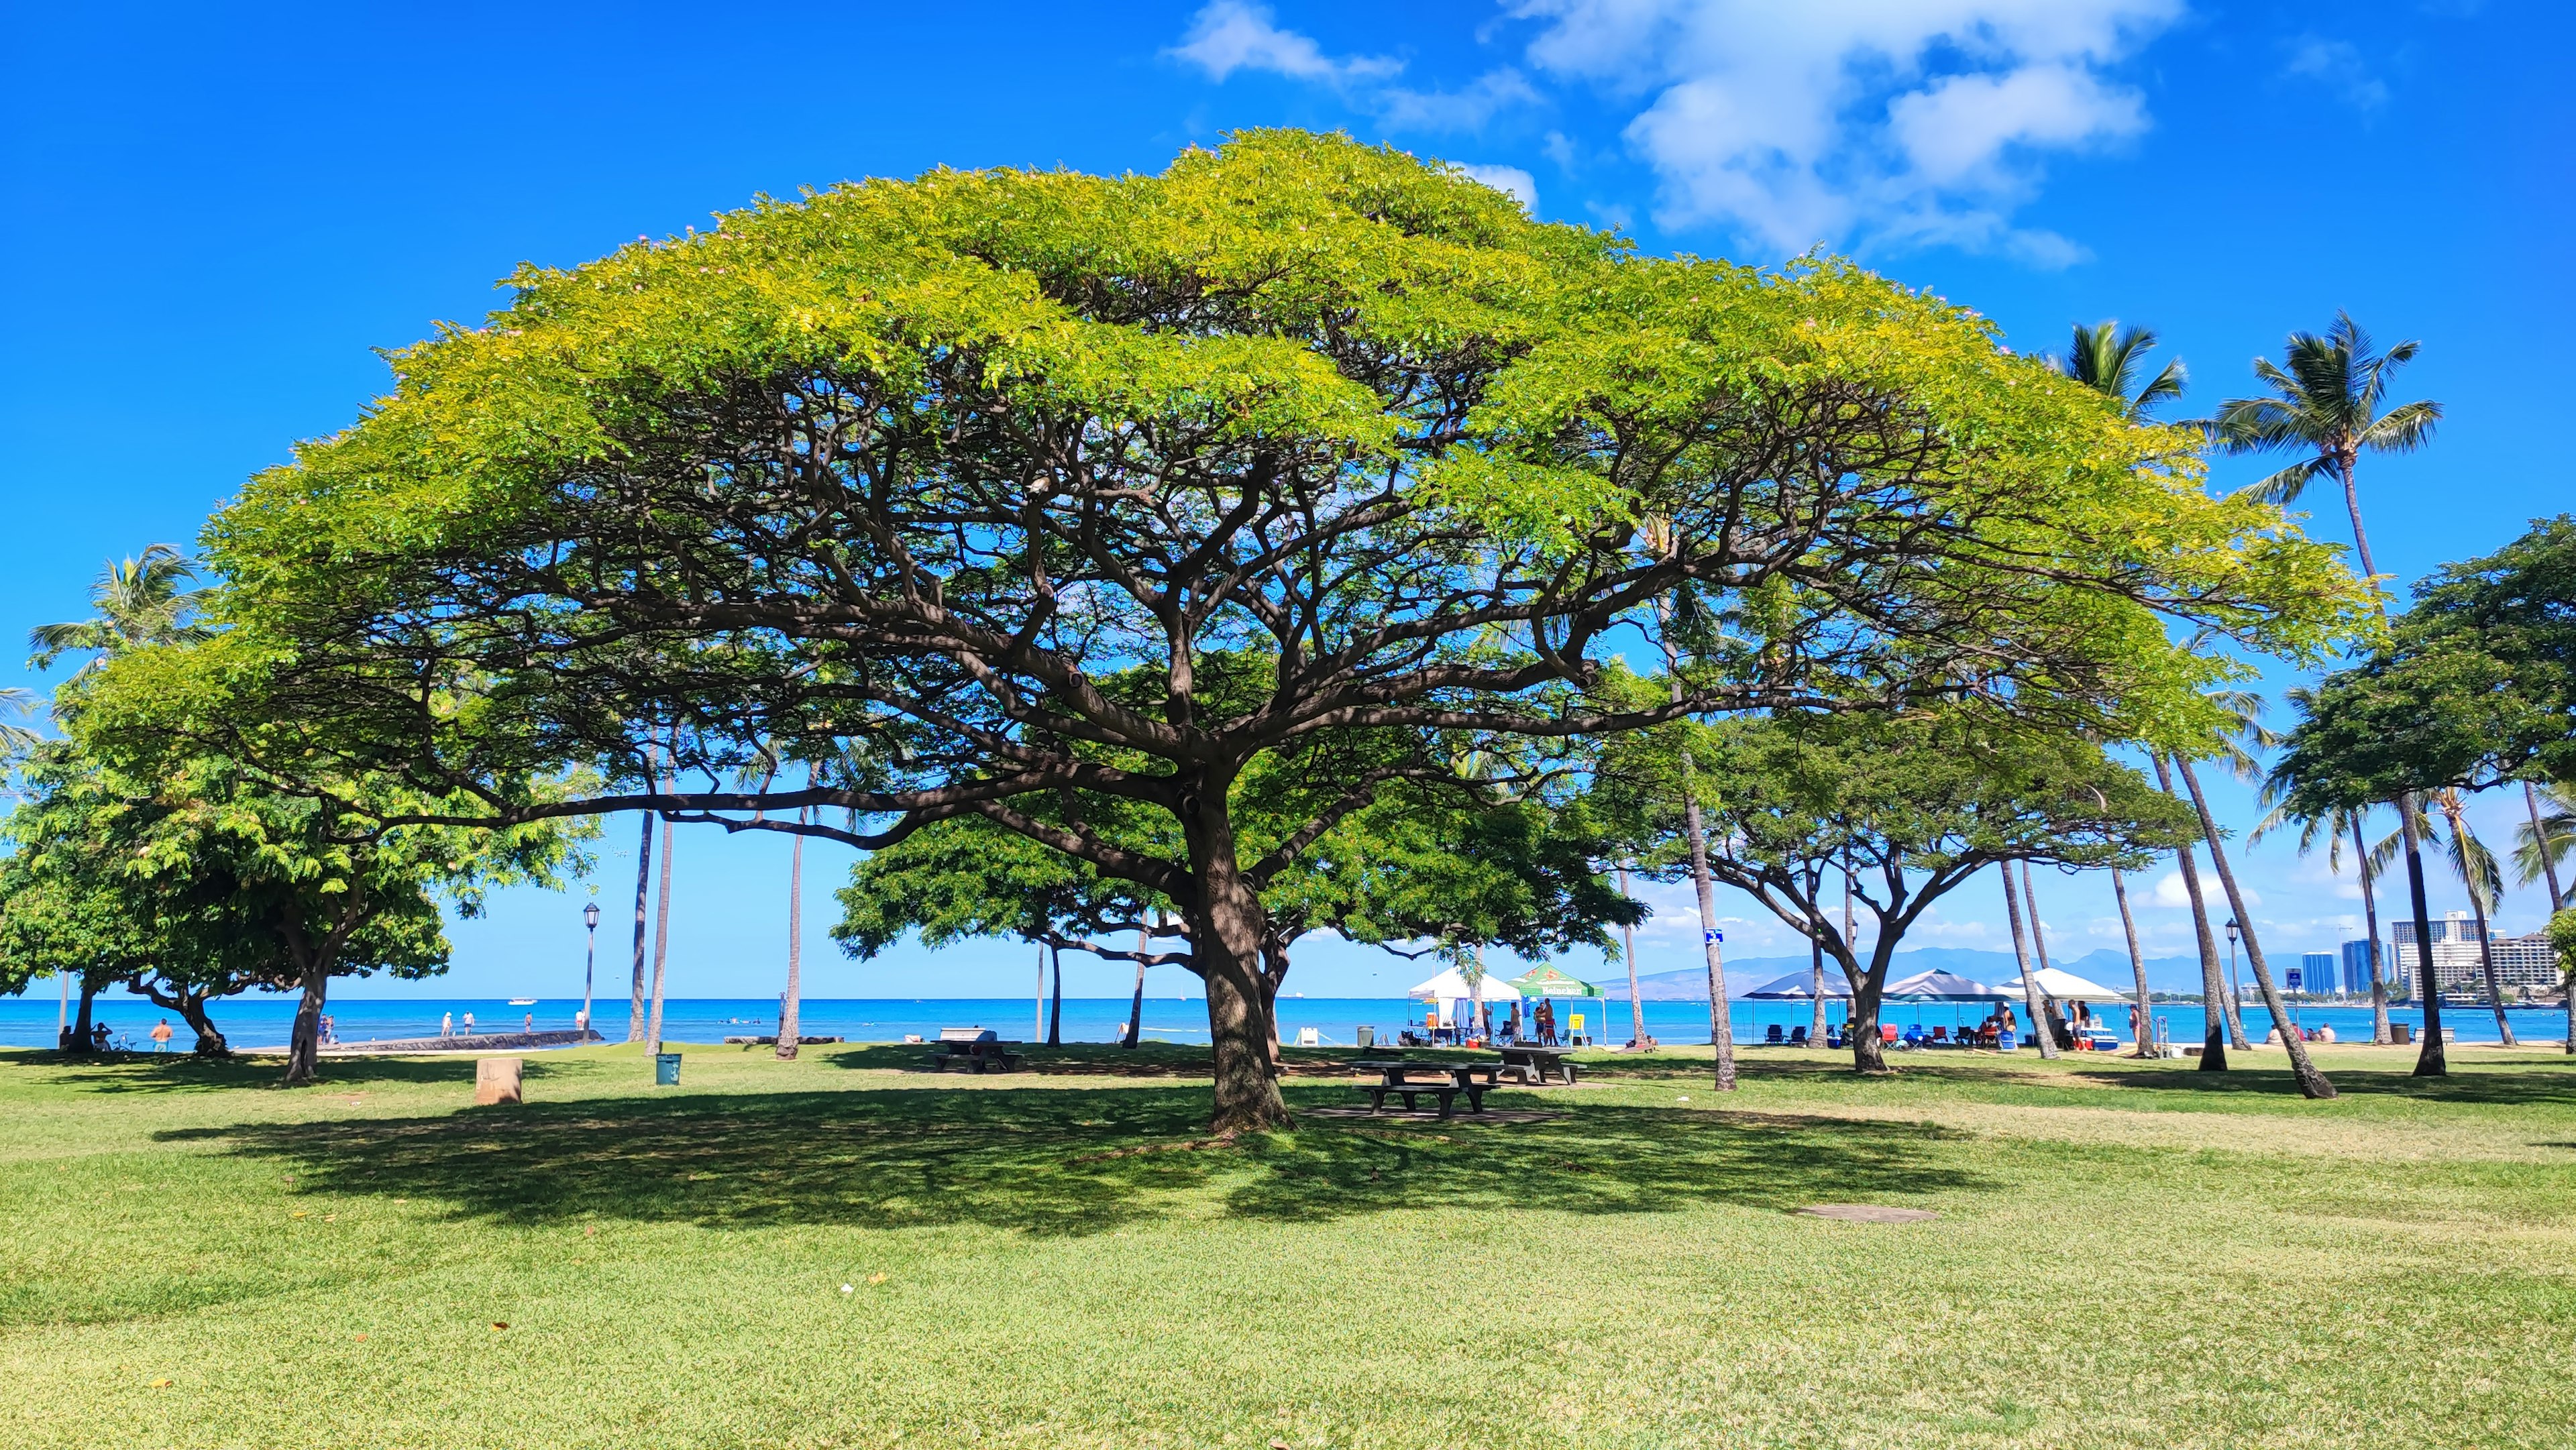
[[4, 1040, 2572, 1449]]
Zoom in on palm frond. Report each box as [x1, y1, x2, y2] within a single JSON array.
[[2357, 398, 2442, 453]]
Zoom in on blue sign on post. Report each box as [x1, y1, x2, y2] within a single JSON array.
[[2287, 967, 2304, 991]]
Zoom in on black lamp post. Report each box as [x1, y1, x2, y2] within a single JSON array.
[[2224, 917, 2243, 1012], [581, 901, 602, 1038]]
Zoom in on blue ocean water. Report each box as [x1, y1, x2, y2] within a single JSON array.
[[1, 991, 2558, 1052]]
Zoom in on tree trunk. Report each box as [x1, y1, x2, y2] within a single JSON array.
[[1618, 864, 1648, 1048], [2112, 869, 2153, 1057], [2339, 452, 2383, 586], [1046, 942, 1063, 1048], [1122, 926, 1148, 1050], [1810, 934, 1829, 1049], [134, 977, 229, 1056], [2527, 782, 2567, 913], [2021, 860, 2070, 1050], [1683, 792, 1737, 1091], [2353, 816, 2392, 1045], [1660, 616, 1735, 1091], [1845, 958, 1885, 1073], [2174, 755, 2336, 1098], [2434, 792, 2516, 1046], [776, 807, 805, 1061], [2000, 861, 2057, 1060], [2465, 873, 2515, 1048], [1184, 788, 1290, 1133], [645, 810, 675, 1055], [66, 977, 99, 1054], [2153, 754, 2232, 1066], [281, 960, 329, 1086], [2400, 796, 2447, 1075], [627, 806, 653, 1042]]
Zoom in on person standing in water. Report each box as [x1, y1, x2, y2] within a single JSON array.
[[150, 1019, 172, 1054], [440, 1011, 454, 1038]]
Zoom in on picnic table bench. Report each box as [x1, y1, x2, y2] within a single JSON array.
[[928, 1027, 1025, 1074], [1495, 1044, 1580, 1086], [1348, 1058, 1504, 1118]]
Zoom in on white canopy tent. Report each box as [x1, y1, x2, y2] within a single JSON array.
[[1406, 967, 1521, 1002], [1997, 967, 2127, 1003]]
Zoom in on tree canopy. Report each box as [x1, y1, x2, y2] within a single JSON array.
[[2272, 514, 2576, 812], [84, 131, 2369, 1128], [1597, 704, 2192, 1070]]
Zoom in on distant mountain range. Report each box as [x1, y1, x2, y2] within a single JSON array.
[[1602, 946, 2212, 999]]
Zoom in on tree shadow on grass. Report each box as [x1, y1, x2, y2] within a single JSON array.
[[158, 1080, 1986, 1237], [2065, 1064, 2576, 1108], [5, 1051, 568, 1095]]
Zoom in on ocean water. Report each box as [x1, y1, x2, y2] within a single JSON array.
[[3, 992, 2559, 1052]]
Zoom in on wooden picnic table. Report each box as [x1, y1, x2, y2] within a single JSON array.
[[1494, 1044, 1580, 1086], [1347, 1058, 1504, 1118]]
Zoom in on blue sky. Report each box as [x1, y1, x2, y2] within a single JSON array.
[[3, 0, 2565, 1002]]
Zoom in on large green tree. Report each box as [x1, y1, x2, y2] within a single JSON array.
[[1597, 708, 2194, 1074], [113, 133, 2367, 1130], [2271, 518, 2576, 1074]]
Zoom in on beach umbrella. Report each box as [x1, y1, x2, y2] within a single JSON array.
[[1743, 969, 1852, 1000], [1505, 966, 1601, 998], [1882, 969, 2012, 1001], [1996, 966, 2127, 1003]]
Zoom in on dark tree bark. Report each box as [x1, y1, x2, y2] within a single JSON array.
[[2021, 860, 2073, 1050], [1122, 926, 1147, 1050], [1181, 785, 1289, 1133], [66, 978, 99, 1054], [281, 959, 329, 1086], [131, 977, 229, 1056], [1046, 942, 1063, 1048], [2112, 868, 2153, 1056], [2000, 861, 2057, 1060], [2353, 816, 2392, 1046], [627, 807, 653, 1042], [2174, 755, 2336, 1098], [2153, 753, 2232, 1068], [2400, 798, 2447, 1075], [1684, 788, 1738, 1089]]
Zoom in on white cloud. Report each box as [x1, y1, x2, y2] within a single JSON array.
[[2284, 36, 2388, 109], [1166, 2, 1401, 85], [1454, 162, 1540, 211], [1169, 5, 1538, 133], [2149, 868, 2257, 911], [1508, 0, 2182, 262]]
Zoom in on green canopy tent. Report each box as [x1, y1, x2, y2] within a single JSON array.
[[1507, 966, 1605, 1045]]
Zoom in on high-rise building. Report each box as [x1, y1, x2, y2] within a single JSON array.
[[2394, 910, 2483, 946], [2298, 952, 2334, 994], [2488, 934, 2565, 993], [2341, 938, 2383, 995]]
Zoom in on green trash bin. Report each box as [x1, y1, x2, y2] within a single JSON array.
[[654, 1052, 682, 1086]]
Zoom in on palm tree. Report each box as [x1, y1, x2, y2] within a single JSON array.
[[28, 544, 211, 675], [2108, 866, 2153, 1056], [2051, 321, 2188, 420], [0, 689, 44, 759], [2255, 750, 2395, 1045], [2212, 312, 2438, 589], [1645, 516, 1735, 1091], [2171, 748, 2338, 1098], [2222, 313, 2447, 1076], [2416, 791, 2517, 1046], [2152, 752, 2235, 1068], [2514, 781, 2571, 913], [1998, 859, 2058, 1060]]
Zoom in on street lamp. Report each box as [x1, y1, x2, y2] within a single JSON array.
[[580, 902, 602, 1040], [2224, 918, 2243, 1012]]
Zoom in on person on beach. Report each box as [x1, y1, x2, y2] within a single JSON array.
[[523, 1012, 534, 1035], [90, 1022, 110, 1052], [150, 1019, 172, 1054], [441, 1011, 454, 1038], [462, 1011, 476, 1036], [321, 1015, 335, 1045]]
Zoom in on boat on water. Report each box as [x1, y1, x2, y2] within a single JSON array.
[[507, 998, 538, 1006]]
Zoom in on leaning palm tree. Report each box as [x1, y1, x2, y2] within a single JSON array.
[[2514, 780, 2572, 913], [2424, 791, 2517, 1046], [2051, 321, 2188, 420], [28, 543, 211, 675], [2222, 314, 2448, 1075], [2211, 312, 2439, 588], [2255, 728, 2395, 1045]]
